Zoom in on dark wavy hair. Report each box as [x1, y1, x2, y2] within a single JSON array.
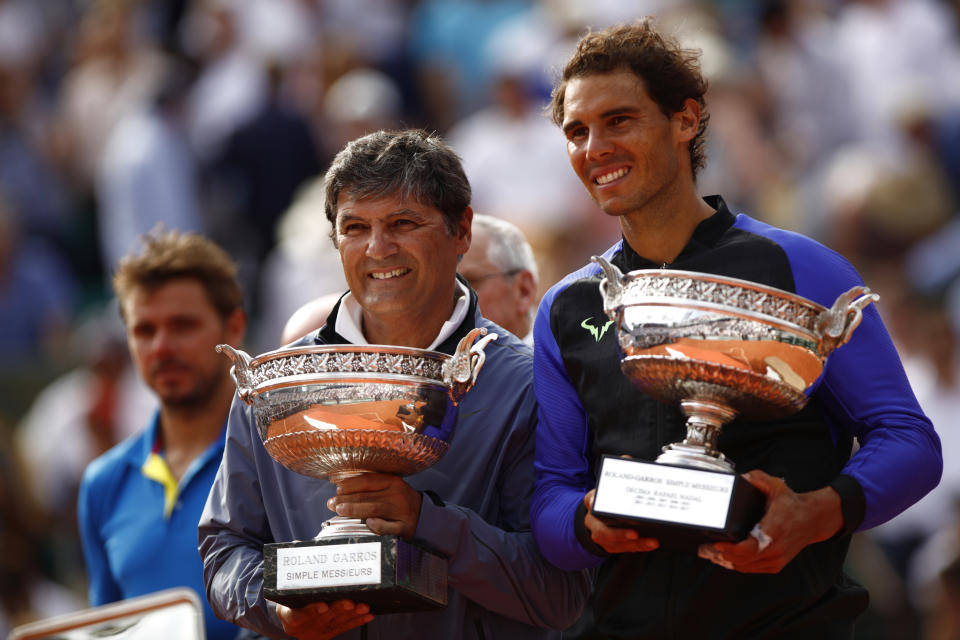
[[549, 19, 710, 178], [323, 129, 471, 243]]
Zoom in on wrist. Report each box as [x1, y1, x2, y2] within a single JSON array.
[[827, 473, 867, 535], [805, 485, 844, 542]]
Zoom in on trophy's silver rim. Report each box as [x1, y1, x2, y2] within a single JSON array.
[[237, 344, 452, 391], [249, 344, 450, 367], [614, 269, 826, 335], [245, 374, 451, 396], [621, 269, 827, 311], [263, 428, 450, 479]]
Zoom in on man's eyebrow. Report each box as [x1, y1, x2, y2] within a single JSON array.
[[562, 118, 583, 135], [338, 208, 422, 223], [562, 106, 639, 134]]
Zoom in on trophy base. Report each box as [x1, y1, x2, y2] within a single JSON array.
[[591, 455, 765, 551], [263, 534, 448, 613]]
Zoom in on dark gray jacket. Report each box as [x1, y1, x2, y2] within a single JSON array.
[[198, 292, 590, 639]]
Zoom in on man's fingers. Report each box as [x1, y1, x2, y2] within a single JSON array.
[[276, 600, 374, 639], [584, 512, 659, 553], [741, 469, 786, 497], [583, 489, 659, 553], [365, 517, 406, 536], [337, 473, 398, 494], [324, 600, 372, 627], [593, 534, 660, 554], [332, 497, 408, 521]]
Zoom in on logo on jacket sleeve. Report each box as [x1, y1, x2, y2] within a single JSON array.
[[581, 317, 614, 342]]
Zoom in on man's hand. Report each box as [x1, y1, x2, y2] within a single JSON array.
[[275, 600, 373, 639], [583, 489, 659, 554], [698, 469, 844, 573], [327, 473, 422, 539]]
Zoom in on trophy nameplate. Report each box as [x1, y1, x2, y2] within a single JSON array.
[[592, 455, 764, 550], [263, 536, 447, 612]]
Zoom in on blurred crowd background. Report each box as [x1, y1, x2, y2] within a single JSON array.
[[1, 0, 960, 637]]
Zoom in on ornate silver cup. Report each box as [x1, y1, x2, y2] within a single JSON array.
[[217, 328, 497, 611], [590, 256, 877, 546]]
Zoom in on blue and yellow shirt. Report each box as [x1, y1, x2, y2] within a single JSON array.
[[78, 411, 240, 640]]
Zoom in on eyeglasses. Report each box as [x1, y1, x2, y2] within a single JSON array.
[[461, 269, 522, 289]]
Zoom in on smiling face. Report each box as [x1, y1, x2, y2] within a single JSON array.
[[562, 70, 696, 220], [335, 192, 471, 345], [123, 278, 242, 409]]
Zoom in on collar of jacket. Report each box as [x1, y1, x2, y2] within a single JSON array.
[[312, 274, 480, 356], [617, 194, 736, 270]]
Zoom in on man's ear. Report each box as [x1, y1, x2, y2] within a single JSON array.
[[514, 269, 538, 313], [456, 206, 474, 254], [674, 98, 701, 144]]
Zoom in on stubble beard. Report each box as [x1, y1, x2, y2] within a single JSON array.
[[156, 365, 229, 413]]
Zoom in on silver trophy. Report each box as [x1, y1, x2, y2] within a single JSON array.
[[217, 328, 497, 612], [590, 256, 877, 547]]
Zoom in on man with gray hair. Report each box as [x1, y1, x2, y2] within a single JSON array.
[[456, 214, 539, 342]]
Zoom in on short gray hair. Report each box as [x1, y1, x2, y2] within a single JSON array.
[[472, 214, 539, 284]]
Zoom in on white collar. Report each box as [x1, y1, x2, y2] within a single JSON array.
[[334, 279, 471, 351]]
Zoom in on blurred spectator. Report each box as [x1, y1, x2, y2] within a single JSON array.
[[445, 51, 593, 231], [872, 294, 960, 569], [903, 281, 960, 634], [407, 0, 532, 131], [231, 0, 316, 68], [0, 50, 71, 246], [824, 103, 956, 266], [751, 0, 853, 174], [0, 0, 46, 72], [0, 195, 75, 365], [55, 0, 166, 191], [0, 422, 85, 635], [320, 0, 408, 70], [446, 22, 611, 292], [16, 306, 155, 507], [206, 61, 323, 315], [77, 229, 246, 640], [179, 0, 267, 163], [254, 67, 405, 351], [457, 214, 539, 341], [924, 549, 960, 640], [15, 304, 155, 591], [832, 0, 960, 161], [95, 57, 204, 273], [254, 177, 346, 352], [320, 66, 403, 157], [908, 510, 960, 639]]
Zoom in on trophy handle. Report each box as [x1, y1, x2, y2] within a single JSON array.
[[591, 255, 626, 320], [815, 287, 879, 356], [216, 343, 256, 404], [442, 328, 498, 405]]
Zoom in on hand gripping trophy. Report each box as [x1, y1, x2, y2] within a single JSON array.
[[217, 328, 497, 612], [589, 256, 878, 549]]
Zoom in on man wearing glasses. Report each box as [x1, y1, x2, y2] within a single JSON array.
[[456, 214, 539, 343]]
